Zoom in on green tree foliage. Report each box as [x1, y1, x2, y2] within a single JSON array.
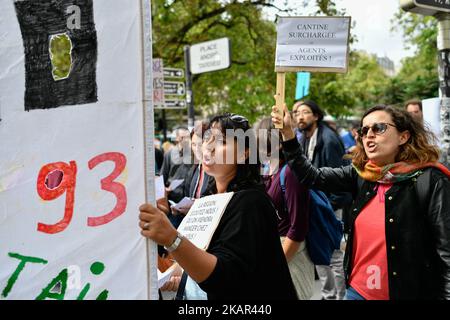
[[293, 5, 439, 115], [152, 0, 440, 127], [389, 11, 438, 104], [152, 0, 349, 125], [152, 0, 287, 124], [306, 51, 389, 117]]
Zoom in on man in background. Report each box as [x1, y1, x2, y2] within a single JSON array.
[[405, 99, 423, 123], [292, 100, 351, 300]]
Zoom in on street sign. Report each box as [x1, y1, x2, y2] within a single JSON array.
[[153, 58, 165, 108], [164, 81, 185, 96], [154, 99, 186, 109], [164, 68, 184, 78], [190, 37, 231, 74], [165, 99, 186, 108], [415, 0, 450, 12], [401, 0, 450, 15]]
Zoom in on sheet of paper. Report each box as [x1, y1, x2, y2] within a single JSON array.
[[172, 197, 195, 213], [155, 175, 165, 200], [169, 179, 184, 191], [177, 192, 234, 250], [157, 264, 176, 289]]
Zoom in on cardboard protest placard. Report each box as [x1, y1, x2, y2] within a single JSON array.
[[177, 192, 234, 250], [273, 16, 351, 128], [275, 16, 351, 73], [0, 0, 156, 299]]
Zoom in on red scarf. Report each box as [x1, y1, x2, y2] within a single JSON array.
[[354, 161, 450, 183]]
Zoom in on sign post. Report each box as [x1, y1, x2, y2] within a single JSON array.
[[184, 45, 195, 128], [154, 65, 187, 109], [155, 65, 186, 140], [401, 0, 450, 166], [152, 58, 165, 108], [274, 16, 351, 128], [184, 37, 231, 129]]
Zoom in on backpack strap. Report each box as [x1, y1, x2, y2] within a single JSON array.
[[174, 271, 188, 300], [279, 164, 288, 194], [279, 164, 289, 216]]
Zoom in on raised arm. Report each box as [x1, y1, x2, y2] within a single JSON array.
[[272, 103, 356, 194]]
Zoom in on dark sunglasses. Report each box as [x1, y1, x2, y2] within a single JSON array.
[[225, 113, 249, 125], [358, 122, 396, 137]]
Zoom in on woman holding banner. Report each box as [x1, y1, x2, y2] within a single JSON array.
[[139, 113, 296, 300], [272, 103, 450, 300]]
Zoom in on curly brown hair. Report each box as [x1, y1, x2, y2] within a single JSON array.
[[352, 105, 440, 171]]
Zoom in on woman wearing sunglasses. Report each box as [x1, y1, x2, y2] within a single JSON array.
[[272, 104, 450, 300], [139, 113, 297, 300]]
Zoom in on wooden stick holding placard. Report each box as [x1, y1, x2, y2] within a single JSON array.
[[274, 72, 285, 129], [273, 16, 351, 130]]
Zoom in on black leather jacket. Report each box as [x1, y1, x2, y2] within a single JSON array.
[[282, 138, 450, 300], [299, 122, 352, 210]]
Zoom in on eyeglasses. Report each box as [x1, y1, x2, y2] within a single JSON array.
[[202, 129, 224, 144], [203, 113, 249, 144], [292, 110, 313, 116], [357, 122, 396, 138]]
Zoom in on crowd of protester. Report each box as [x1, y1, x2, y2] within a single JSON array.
[[140, 98, 450, 300]]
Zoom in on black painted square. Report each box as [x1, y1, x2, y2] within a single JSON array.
[[14, 0, 98, 111]]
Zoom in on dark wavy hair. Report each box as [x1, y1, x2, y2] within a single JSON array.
[[296, 99, 325, 122], [352, 105, 440, 170], [204, 113, 265, 194]]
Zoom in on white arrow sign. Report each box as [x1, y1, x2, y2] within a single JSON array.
[[165, 99, 186, 108], [164, 81, 185, 96], [164, 68, 184, 78]]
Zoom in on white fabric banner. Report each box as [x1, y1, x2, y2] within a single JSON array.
[[0, 0, 152, 300]]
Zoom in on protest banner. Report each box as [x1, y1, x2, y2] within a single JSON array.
[[274, 16, 351, 128], [0, 0, 157, 300]]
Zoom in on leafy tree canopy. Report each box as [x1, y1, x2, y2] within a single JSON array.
[[152, 0, 440, 131]]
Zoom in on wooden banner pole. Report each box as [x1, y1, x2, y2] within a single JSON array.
[[274, 72, 285, 129]]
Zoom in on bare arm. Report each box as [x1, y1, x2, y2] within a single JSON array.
[[139, 203, 217, 283], [282, 237, 301, 263]]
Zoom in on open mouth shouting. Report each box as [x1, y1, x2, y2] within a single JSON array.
[[365, 141, 377, 153]]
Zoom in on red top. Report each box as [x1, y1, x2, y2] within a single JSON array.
[[349, 184, 392, 300]]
